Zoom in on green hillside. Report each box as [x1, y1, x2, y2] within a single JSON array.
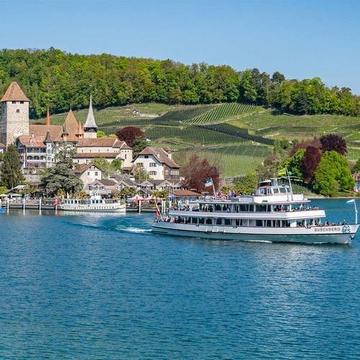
[[37, 103, 360, 178]]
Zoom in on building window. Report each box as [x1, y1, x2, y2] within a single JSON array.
[[20, 101, 24, 104], [149, 162, 156, 167], [12, 101, 16, 104], [95, 172, 98, 176], [144, 155, 149, 158], [149, 171, 156, 175], [16, 109, 20, 113]]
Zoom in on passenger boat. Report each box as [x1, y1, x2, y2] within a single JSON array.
[[58, 195, 126, 213], [152, 178, 359, 245]]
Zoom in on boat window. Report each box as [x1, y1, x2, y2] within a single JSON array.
[[249, 205, 254, 212], [256, 220, 263, 227], [257, 205, 267, 212], [266, 220, 272, 227], [239, 204, 247, 212], [215, 204, 221, 211], [198, 218, 204, 225], [273, 188, 279, 194], [280, 187, 286, 193], [216, 218, 222, 225], [206, 218, 212, 225]]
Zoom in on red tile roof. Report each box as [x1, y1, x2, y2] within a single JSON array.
[[29, 124, 63, 142], [173, 189, 201, 197], [17, 135, 46, 148], [138, 147, 179, 168], [74, 164, 102, 174], [1, 82, 29, 102], [77, 137, 130, 149], [63, 110, 83, 141]]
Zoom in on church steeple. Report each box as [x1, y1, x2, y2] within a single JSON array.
[[83, 95, 97, 139]]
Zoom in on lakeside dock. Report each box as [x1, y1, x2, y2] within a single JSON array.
[[0, 199, 156, 213]]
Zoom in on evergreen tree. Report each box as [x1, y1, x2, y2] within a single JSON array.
[[0, 145, 24, 189], [41, 150, 82, 196], [41, 163, 83, 196]]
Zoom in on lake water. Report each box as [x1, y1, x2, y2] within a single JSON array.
[[0, 199, 360, 359]]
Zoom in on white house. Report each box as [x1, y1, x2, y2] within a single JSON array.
[[74, 164, 102, 188], [74, 137, 133, 169], [133, 147, 180, 181]]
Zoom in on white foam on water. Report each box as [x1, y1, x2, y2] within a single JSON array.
[[120, 227, 152, 233]]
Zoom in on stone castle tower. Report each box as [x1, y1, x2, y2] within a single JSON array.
[[83, 95, 98, 139], [0, 81, 30, 146]]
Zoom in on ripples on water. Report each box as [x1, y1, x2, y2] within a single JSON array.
[[0, 200, 359, 359]]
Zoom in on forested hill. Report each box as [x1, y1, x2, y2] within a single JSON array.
[[0, 48, 359, 118]]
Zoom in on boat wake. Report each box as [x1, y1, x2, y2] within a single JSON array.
[[118, 226, 152, 233]]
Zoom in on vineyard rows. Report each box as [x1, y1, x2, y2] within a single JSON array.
[[146, 125, 245, 145], [173, 142, 271, 177], [183, 103, 258, 125]]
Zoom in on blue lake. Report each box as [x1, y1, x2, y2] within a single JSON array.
[[0, 199, 360, 359]]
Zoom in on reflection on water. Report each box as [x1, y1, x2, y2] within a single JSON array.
[[0, 200, 360, 359]]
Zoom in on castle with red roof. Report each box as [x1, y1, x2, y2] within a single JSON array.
[[0, 82, 133, 170]]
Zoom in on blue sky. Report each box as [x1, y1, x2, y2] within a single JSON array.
[[1, 0, 359, 93]]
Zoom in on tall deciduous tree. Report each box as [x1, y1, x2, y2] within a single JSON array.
[[234, 173, 258, 195], [313, 151, 354, 196], [116, 126, 144, 147], [181, 155, 219, 192], [0, 145, 24, 189], [0, 49, 359, 117], [320, 134, 347, 155], [301, 146, 322, 183]]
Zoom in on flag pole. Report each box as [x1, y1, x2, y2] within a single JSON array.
[[347, 199, 357, 225], [354, 199, 357, 225]]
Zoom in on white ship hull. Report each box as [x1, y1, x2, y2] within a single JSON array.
[[59, 203, 126, 213], [152, 222, 359, 245]]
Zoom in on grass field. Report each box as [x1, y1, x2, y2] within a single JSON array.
[[36, 102, 360, 177]]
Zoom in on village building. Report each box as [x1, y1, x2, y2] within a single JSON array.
[[0, 82, 30, 146], [0, 82, 133, 173], [109, 174, 138, 190], [74, 164, 102, 188], [133, 147, 180, 182], [0, 82, 185, 193], [74, 137, 132, 168], [85, 179, 119, 197], [353, 173, 360, 192], [172, 189, 201, 202]]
